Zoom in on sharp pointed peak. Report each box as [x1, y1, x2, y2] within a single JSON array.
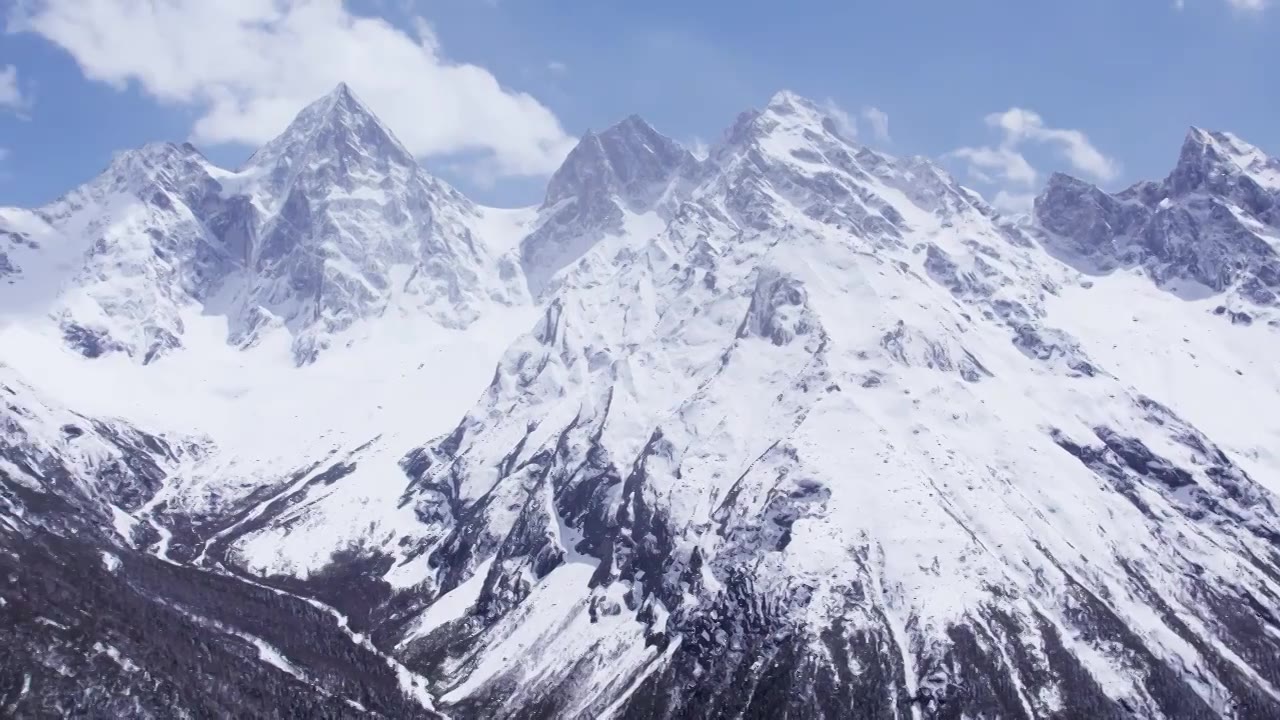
[[766, 89, 812, 109], [1046, 171, 1090, 187], [1170, 125, 1278, 194], [762, 90, 836, 122], [320, 81, 368, 113], [542, 114, 689, 209], [570, 113, 677, 152], [596, 113, 664, 142], [1186, 125, 1213, 140], [1182, 126, 1225, 152], [1180, 126, 1266, 156], [308, 81, 377, 120], [719, 89, 855, 154], [243, 81, 415, 175], [617, 113, 653, 129], [108, 141, 204, 174]]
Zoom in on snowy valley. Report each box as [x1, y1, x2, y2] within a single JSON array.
[[2, 84, 1280, 719]]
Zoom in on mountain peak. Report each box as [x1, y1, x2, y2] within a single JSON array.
[[317, 81, 372, 121], [718, 89, 855, 163], [764, 89, 817, 114], [1044, 170, 1094, 190], [1172, 126, 1278, 194], [1178, 126, 1270, 168], [71, 141, 213, 201], [542, 114, 691, 209], [329, 80, 354, 99], [242, 82, 416, 185]]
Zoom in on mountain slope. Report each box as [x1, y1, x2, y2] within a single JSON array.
[[0, 364, 441, 718]]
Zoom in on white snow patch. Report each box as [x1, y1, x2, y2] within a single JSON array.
[[100, 551, 121, 573], [399, 557, 494, 647]]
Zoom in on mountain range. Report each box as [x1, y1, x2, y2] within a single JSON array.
[[2, 84, 1279, 719]]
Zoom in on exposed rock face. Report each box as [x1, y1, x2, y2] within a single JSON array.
[[520, 115, 699, 298], [1036, 128, 1280, 310]]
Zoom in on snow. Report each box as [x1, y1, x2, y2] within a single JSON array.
[[1048, 272, 1280, 493], [471, 205, 538, 254], [440, 561, 649, 705], [398, 558, 494, 646], [243, 634, 309, 682], [109, 506, 137, 546], [93, 642, 141, 673], [100, 551, 121, 573]]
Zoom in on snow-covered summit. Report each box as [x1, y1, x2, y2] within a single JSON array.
[[1175, 126, 1280, 194], [542, 114, 695, 211], [0, 82, 525, 365], [238, 82, 421, 211], [1036, 126, 1280, 312], [520, 114, 698, 298]]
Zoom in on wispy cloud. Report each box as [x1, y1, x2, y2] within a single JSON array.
[[687, 136, 710, 161], [984, 108, 1119, 182], [1175, 0, 1268, 12], [0, 66, 28, 112], [950, 144, 1039, 186], [991, 190, 1036, 215], [547, 60, 568, 74], [820, 98, 858, 140], [950, 107, 1118, 193], [11, 0, 576, 177], [861, 106, 890, 143], [948, 107, 1117, 216]]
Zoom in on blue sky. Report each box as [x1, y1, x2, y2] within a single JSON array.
[[0, 0, 1276, 211]]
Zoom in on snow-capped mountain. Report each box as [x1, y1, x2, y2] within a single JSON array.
[[519, 114, 700, 298], [1037, 127, 1280, 321], [3, 86, 1279, 719], [0, 83, 525, 366]]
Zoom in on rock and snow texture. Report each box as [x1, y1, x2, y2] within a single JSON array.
[[1037, 127, 1280, 318], [519, 115, 700, 298], [2, 85, 1280, 719], [0, 83, 526, 366], [387, 94, 1280, 718]]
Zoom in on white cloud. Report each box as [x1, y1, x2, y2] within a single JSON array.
[[11, 0, 577, 177], [948, 106, 1117, 217], [687, 136, 710, 161], [950, 106, 1118, 192], [1174, 0, 1268, 13], [821, 98, 858, 140], [984, 107, 1119, 182], [547, 60, 568, 74], [992, 190, 1036, 215], [949, 145, 1039, 186], [0, 65, 27, 111], [861, 106, 890, 143]]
